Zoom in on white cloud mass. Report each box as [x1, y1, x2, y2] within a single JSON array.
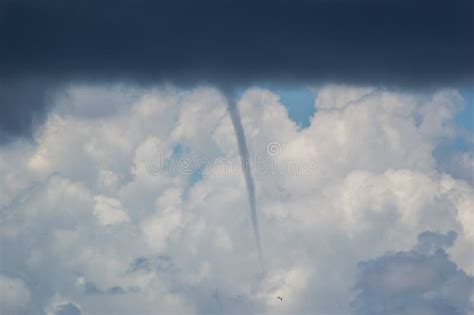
[[0, 84, 473, 314]]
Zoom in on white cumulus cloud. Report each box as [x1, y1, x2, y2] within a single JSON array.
[[0, 84, 472, 314]]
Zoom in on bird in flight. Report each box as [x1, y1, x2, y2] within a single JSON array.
[[277, 296, 283, 301]]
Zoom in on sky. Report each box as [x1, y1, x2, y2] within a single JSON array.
[[1, 1, 473, 315]]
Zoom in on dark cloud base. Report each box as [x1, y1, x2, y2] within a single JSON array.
[[0, 0, 473, 140], [0, 78, 57, 143], [2, 0, 472, 85]]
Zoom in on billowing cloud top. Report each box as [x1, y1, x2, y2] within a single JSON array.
[[1, 85, 473, 314], [353, 231, 473, 315]]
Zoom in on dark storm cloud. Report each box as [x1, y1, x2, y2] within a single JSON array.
[[2, 0, 473, 84], [0, 0, 473, 139], [0, 78, 57, 142]]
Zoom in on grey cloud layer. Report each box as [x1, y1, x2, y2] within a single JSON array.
[[1, 0, 472, 85], [0, 0, 473, 140]]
